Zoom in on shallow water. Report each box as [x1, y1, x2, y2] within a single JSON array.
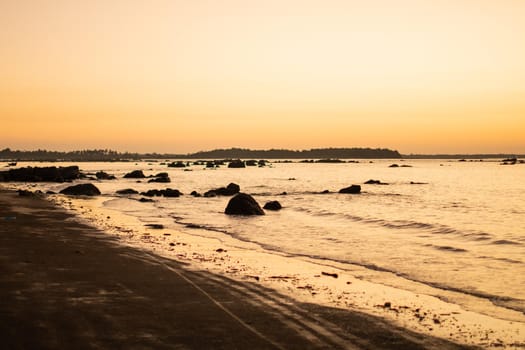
[[5, 159, 525, 320]]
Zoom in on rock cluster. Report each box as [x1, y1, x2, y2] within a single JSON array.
[[0, 166, 80, 182]]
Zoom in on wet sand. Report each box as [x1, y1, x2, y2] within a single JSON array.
[[0, 189, 474, 349]]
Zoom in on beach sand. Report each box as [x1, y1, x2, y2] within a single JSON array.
[[0, 189, 476, 349]]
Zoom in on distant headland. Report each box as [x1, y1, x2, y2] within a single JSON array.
[[0, 147, 522, 162]]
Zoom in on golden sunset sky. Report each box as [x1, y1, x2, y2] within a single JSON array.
[[1, 0, 524, 154]]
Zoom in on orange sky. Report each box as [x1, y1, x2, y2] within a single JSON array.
[[1, 0, 524, 154]]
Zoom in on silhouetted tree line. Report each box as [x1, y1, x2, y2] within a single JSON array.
[[184, 147, 402, 159], [0, 147, 402, 161]]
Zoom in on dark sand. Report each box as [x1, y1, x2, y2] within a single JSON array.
[[0, 190, 475, 349]]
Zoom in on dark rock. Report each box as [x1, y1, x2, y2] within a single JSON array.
[[154, 172, 169, 178], [316, 159, 344, 163], [228, 160, 245, 168], [364, 179, 388, 185], [321, 272, 339, 278], [205, 183, 240, 197], [225, 193, 265, 215], [18, 189, 41, 197], [339, 185, 361, 194], [123, 170, 146, 178], [167, 161, 186, 168], [148, 177, 171, 183], [280, 192, 288, 195], [320, 190, 330, 194], [263, 201, 282, 211], [389, 164, 399, 168], [245, 160, 258, 166], [139, 197, 154, 202], [95, 171, 116, 180], [60, 183, 101, 196], [145, 224, 164, 229], [163, 188, 182, 197], [116, 188, 139, 195], [0, 166, 80, 182], [141, 188, 182, 198], [190, 191, 202, 197]]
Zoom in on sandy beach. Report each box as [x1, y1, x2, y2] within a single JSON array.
[[0, 188, 477, 349]]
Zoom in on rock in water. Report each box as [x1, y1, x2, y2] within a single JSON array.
[[228, 160, 245, 168], [60, 183, 101, 196], [95, 171, 116, 180], [225, 193, 265, 215], [116, 188, 138, 195], [123, 170, 146, 178], [0, 166, 80, 182], [205, 183, 240, 197], [263, 201, 282, 211], [339, 185, 361, 194]]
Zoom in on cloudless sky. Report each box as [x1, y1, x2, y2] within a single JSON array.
[[1, 0, 524, 154]]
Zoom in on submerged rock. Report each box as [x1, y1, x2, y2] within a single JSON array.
[[60, 183, 101, 196], [116, 188, 139, 195], [263, 201, 282, 211], [339, 185, 361, 194], [148, 177, 171, 183], [141, 188, 182, 197], [225, 193, 265, 215], [167, 161, 186, 168], [95, 171, 116, 180], [364, 179, 388, 185]]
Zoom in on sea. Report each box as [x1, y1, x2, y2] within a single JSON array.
[[3, 159, 525, 344]]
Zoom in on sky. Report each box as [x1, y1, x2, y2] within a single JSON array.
[[1, 0, 524, 154]]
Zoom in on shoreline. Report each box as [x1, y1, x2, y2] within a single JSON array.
[[0, 188, 481, 349], [2, 185, 524, 348], [51, 192, 524, 349]]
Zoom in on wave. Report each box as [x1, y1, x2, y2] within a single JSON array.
[[492, 239, 521, 245], [291, 207, 494, 240], [169, 218, 525, 316], [424, 244, 468, 253]]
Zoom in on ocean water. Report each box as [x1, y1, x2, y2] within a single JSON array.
[[5, 159, 525, 321]]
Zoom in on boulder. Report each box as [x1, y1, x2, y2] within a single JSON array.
[[60, 183, 101, 196], [263, 201, 282, 211], [245, 160, 258, 166], [225, 193, 265, 215], [228, 160, 245, 168], [190, 191, 202, 197], [339, 185, 361, 194], [116, 188, 138, 195], [123, 170, 146, 178]]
